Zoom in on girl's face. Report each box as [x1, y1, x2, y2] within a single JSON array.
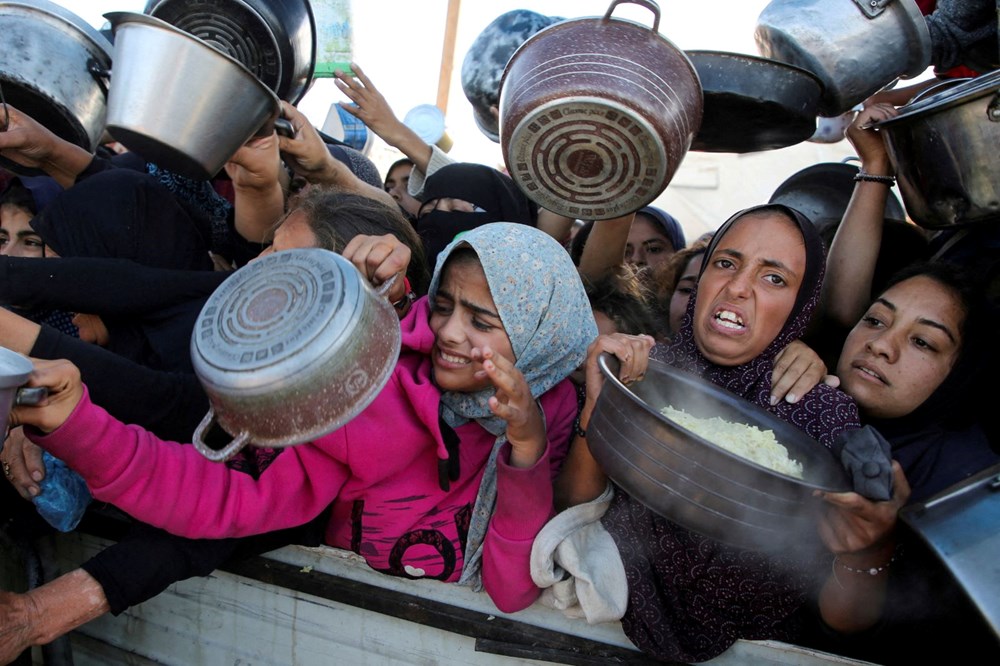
[[625, 215, 674, 271], [693, 214, 805, 366], [0, 203, 46, 258], [384, 164, 422, 218], [836, 275, 963, 419], [668, 253, 703, 335], [429, 256, 515, 392]]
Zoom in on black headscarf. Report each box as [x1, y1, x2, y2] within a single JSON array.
[[416, 163, 536, 270], [862, 263, 1000, 502]]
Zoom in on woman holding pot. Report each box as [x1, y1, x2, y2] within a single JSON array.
[[2, 223, 630, 662], [555, 204, 869, 662]]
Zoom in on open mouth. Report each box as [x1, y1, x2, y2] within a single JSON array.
[[714, 309, 745, 330], [437, 349, 471, 366], [854, 363, 888, 385]]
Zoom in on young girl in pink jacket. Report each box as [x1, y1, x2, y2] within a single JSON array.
[[6, 223, 645, 660]]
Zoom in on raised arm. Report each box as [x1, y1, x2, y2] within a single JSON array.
[[225, 133, 286, 244], [276, 102, 396, 208], [0, 104, 93, 189], [334, 63, 434, 175], [576, 213, 636, 282], [822, 104, 899, 328]]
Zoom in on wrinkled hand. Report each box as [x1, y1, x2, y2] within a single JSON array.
[[275, 101, 337, 181], [846, 104, 898, 171], [225, 133, 282, 192], [0, 427, 44, 499], [771, 339, 838, 406], [9, 359, 84, 435], [334, 63, 407, 141], [473, 346, 546, 468], [816, 461, 911, 555], [341, 233, 410, 303]]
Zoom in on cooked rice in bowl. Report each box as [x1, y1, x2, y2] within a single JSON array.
[[659, 405, 804, 479]]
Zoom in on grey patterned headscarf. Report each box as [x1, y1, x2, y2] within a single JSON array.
[[427, 222, 597, 586]]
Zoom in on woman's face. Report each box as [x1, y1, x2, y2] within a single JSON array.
[[668, 253, 703, 335], [384, 164, 422, 218], [429, 256, 515, 393], [693, 214, 806, 366], [624, 215, 674, 271], [255, 209, 318, 259], [836, 276, 963, 420]]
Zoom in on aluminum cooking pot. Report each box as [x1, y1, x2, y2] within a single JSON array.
[[588, 355, 850, 551], [190, 249, 401, 462], [755, 0, 931, 116], [900, 464, 1000, 637], [104, 11, 280, 180], [499, 0, 702, 220], [143, 0, 316, 104], [0, 347, 48, 436], [0, 0, 113, 174], [872, 69, 1000, 228]]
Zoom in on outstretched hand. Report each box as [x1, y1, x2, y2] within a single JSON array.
[[816, 461, 911, 555], [771, 339, 839, 406], [473, 346, 545, 469], [846, 104, 898, 172], [0, 103, 92, 187], [334, 63, 407, 142]]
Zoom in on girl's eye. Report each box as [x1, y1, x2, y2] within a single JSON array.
[[676, 286, 695, 296], [715, 258, 734, 269], [472, 318, 493, 332], [25, 238, 44, 248], [430, 300, 452, 316], [912, 337, 936, 352], [646, 244, 665, 255], [861, 315, 884, 328]]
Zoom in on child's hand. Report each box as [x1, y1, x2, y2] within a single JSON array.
[[474, 346, 546, 468]]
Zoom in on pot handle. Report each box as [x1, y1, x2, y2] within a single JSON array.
[[87, 58, 111, 99], [192, 407, 252, 462], [14, 387, 47, 406], [603, 0, 660, 33]]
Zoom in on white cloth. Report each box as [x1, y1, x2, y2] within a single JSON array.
[[406, 144, 457, 199], [530, 484, 628, 623]]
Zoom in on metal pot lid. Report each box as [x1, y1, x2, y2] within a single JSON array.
[[875, 69, 1000, 126], [191, 249, 371, 388], [686, 50, 824, 153]]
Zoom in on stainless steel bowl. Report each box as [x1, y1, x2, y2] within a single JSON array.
[[588, 355, 850, 551]]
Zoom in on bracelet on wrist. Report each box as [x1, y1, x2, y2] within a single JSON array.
[[573, 418, 587, 439], [853, 171, 896, 185], [834, 543, 902, 577]]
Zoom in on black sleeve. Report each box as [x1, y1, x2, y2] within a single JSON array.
[[30, 324, 208, 442], [0, 256, 228, 316]]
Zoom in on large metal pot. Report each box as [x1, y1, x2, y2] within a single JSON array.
[[499, 0, 702, 220], [900, 464, 1000, 637], [871, 69, 1000, 228], [104, 11, 280, 180], [0, 0, 112, 172], [143, 0, 316, 104], [190, 249, 400, 462], [755, 0, 931, 116], [686, 50, 823, 153], [588, 356, 850, 551]]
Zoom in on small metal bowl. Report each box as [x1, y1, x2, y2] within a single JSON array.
[[589, 355, 849, 551]]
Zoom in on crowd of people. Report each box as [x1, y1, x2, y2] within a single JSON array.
[[1, 3, 998, 665]]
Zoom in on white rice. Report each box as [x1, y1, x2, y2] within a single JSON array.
[[659, 405, 804, 479]]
